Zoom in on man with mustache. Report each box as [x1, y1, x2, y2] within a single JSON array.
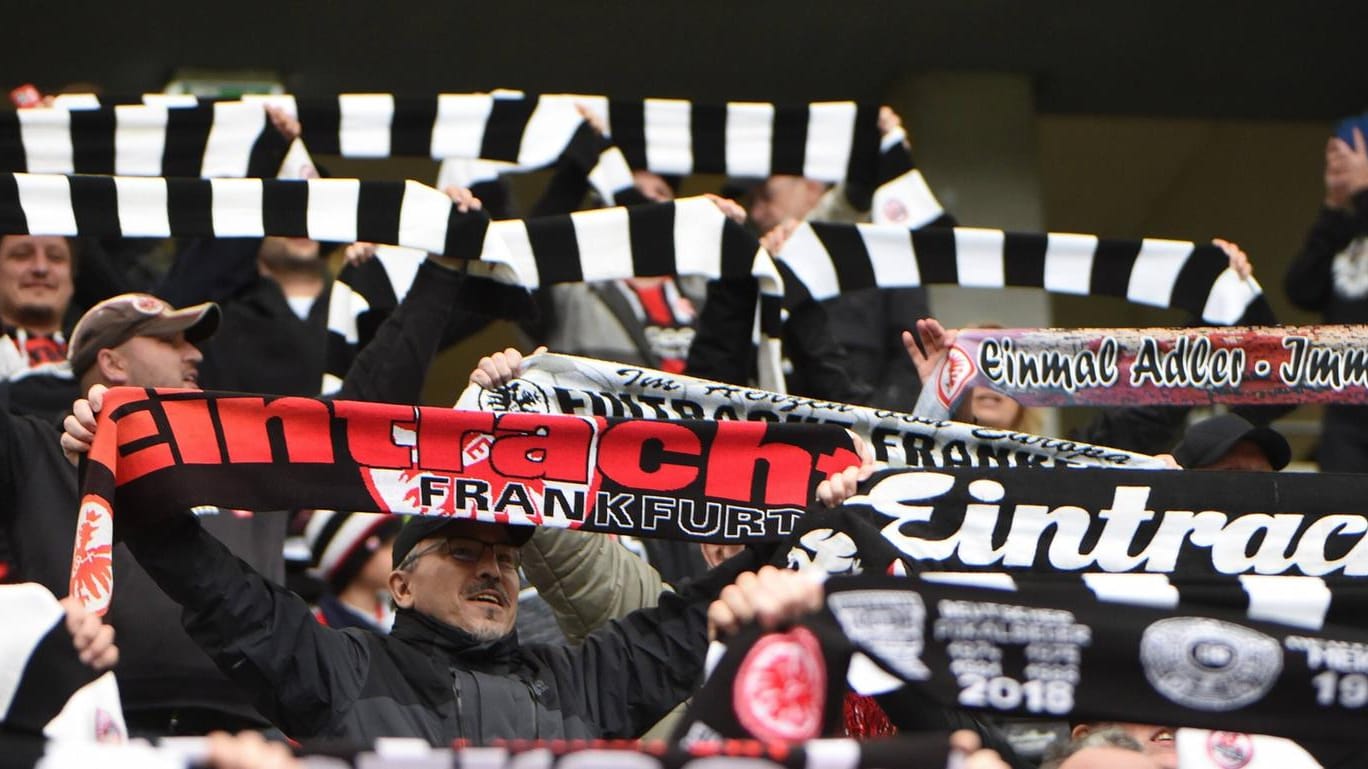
[[112, 499, 810, 743]]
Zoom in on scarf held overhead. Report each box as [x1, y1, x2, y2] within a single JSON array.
[[776, 221, 1268, 326], [930, 325, 1368, 407], [72, 387, 859, 614], [817, 573, 1368, 744], [675, 573, 1362, 750], [0, 101, 291, 178], [28, 93, 881, 182], [22, 93, 945, 225], [798, 465, 1368, 580], [0, 176, 788, 391], [454, 352, 1167, 470], [782, 466, 1368, 632]]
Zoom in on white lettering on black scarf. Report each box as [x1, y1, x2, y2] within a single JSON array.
[[454, 353, 1166, 470]]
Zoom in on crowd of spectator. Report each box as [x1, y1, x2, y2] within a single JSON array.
[[0, 84, 1361, 769]]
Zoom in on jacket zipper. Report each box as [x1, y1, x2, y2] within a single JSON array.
[[448, 667, 464, 741], [529, 682, 540, 739]]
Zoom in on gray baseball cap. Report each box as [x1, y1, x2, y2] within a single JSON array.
[[68, 293, 220, 378]]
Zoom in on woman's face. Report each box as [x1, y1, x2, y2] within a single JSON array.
[[970, 387, 1023, 430]]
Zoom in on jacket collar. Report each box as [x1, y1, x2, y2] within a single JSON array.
[[390, 607, 520, 667]]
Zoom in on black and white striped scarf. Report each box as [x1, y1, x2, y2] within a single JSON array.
[[333, 214, 1268, 396], [0, 173, 1268, 394], [0, 176, 787, 390], [16, 93, 947, 225], [775, 221, 1269, 325], [0, 101, 289, 178], [31, 92, 879, 181]]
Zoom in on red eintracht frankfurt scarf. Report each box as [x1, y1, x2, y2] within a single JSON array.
[[72, 387, 859, 614]]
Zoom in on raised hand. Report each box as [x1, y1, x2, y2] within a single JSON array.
[[1325, 127, 1368, 209], [58, 595, 117, 670], [469, 346, 548, 390], [759, 218, 803, 255], [264, 105, 301, 143], [901, 317, 958, 387], [61, 384, 107, 464], [707, 565, 825, 641], [705, 193, 747, 225], [1211, 237, 1253, 280]]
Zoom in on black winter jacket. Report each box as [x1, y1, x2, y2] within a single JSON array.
[[126, 512, 756, 744]]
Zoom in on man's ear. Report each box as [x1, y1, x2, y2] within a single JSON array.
[[1070, 723, 1092, 741], [388, 569, 415, 609], [95, 348, 128, 385]]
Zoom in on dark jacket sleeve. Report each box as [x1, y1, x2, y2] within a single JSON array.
[[685, 277, 759, 386], [1284, 191, 1368, 312], [528, 123, 649, 217], [783, 301, 875, 405], [336, 260, 521, 405], [686, 279, 874, 402], [123, 512, 368, 737], [156, 238, 264, 308], [534, 549, 761, 738]]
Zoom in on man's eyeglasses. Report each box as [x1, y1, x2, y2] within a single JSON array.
[[407, 536, 522, 572]]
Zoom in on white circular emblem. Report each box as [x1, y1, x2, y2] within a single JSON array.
[[733, 626, 826, 741], [1139, 618, 1282, 711], [476, 380, 550, 414]]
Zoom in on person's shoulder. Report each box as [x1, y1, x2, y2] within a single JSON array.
[[516, 641, 576, 675], [3, 406, 64, 444]]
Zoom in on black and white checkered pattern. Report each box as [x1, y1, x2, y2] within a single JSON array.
[[774, 221, 1267, 325], [0, 101, 288, 178]]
